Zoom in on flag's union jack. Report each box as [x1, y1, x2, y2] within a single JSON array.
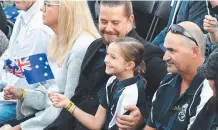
[[17, 57, 32, 72], [5, 57, 31, 78], [4, 53, 54, 84]]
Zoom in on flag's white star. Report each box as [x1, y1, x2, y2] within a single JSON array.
[[44, 73, 48, 77], [44, 66, 47, 69], [45, 62, 48, 65], [39, 57, 43, 61], [35, 65, 39, 69]]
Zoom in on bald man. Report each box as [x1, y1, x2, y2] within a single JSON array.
[[144, 22, 214, 130]]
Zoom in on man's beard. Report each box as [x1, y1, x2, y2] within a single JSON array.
[[100, 31, 113, 46], [102, 38, 112, 46]]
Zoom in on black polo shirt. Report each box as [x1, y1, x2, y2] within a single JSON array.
[[147, 73, 214, 130]]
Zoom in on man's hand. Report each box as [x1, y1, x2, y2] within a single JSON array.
[[9, 125, 21, 130], [3, 85, 23, 100], [116, 105, 144, 130]]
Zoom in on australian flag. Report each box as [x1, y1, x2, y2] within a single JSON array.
[[19, 53, 54, 84], [4, 59, 25, 78]]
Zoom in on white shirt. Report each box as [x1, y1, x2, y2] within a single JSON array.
[[0, 0, 53, 104]]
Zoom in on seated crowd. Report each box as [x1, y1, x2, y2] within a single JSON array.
[[0, 0, 217, 130]]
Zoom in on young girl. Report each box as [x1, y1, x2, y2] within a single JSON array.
[[49, 37, 148, 130]]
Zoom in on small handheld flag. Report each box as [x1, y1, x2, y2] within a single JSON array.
[[206, 0, 210, 16], [4, 59, 25, 78], [18, 53, 55, 84]]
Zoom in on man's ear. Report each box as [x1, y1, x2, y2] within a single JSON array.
[[192, 46, 200, 58], [129, 14, 134, 23]]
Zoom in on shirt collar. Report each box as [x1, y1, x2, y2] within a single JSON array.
[[115, 75, 140, 89], [185, 74, 205, 95], [170, 74, 205, 95], [126, 28, 136, 37], [20, 0, 42, 25]]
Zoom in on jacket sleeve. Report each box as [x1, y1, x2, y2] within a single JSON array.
[[144, 56, 167, 101], [188, 1, 214, 32], [16, 86, 48, 119]]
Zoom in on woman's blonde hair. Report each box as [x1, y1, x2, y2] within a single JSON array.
[[48, 0, 100, 67]]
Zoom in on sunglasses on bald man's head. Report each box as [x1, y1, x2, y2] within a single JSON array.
[[168, 24, 198, 46]]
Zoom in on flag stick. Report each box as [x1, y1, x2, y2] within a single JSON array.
[[206, 0, 210, 16], [38, 82, 48, 93]]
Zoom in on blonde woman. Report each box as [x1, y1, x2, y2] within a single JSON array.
[[2, 0, 100, 130]]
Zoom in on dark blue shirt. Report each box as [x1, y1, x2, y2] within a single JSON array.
[[98, 75, 148, 130], [147, 73, 214, 130], [95, 47, 106, 69]]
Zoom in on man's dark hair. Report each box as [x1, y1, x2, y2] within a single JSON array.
[[100, 0, 133, 17]]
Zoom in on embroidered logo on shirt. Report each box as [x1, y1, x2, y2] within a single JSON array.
[[178, 103, 188, 122]]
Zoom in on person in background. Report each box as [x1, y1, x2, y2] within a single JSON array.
[[0, 4, 7, 34], [87, 0, 98, 25], [190, 10, 218, 130], [204, 1, 218, 48], [191, 46, 218, 130], [152, 1, 213, 56], [0, 30, 8, 57], [0, 0, 51, 125], [144, 22, 213, 130], [2, 0, 100, 130], [0, 30, 9, 92]]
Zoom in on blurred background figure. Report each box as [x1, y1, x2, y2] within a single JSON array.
[[0, 30, 8, 57], [87, 0, 98, 26], [1, 0, 19, 23], [0, 3, 7, 35]]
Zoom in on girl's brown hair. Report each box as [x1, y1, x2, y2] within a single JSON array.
[[112, 37, 146, 79]]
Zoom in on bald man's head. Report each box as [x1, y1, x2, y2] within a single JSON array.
[[178, 21, 206, 56], [163, 21, 205, 75]]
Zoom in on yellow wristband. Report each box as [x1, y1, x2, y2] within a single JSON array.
[[20, 89, 27, 100], [65, 101, 76, 113]]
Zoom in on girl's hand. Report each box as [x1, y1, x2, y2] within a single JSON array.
[[204, 15, 218, 33], [48, 93, 70, 108]]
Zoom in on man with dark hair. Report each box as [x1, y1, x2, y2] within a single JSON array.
[[45, 1, 167, 130], [144, 21, 214, 130]]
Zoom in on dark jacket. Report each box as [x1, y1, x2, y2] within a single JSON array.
[[189, 97, 218, 130], [0, 4, 7, 35], [44, 29, 167, 130]]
